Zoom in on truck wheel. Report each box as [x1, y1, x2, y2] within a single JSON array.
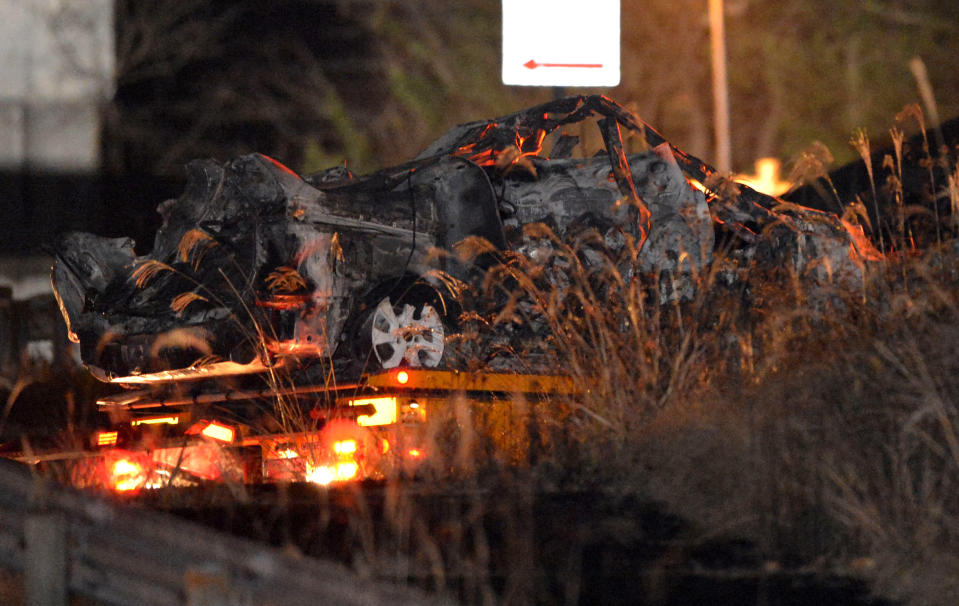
[[362, 287, 449, 369]]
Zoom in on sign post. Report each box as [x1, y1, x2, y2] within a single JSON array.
[[708, 0, 731, 172], [502, 0, 620, 88]]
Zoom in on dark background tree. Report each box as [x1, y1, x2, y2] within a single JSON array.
[[103, 0, 959, 180], [3, 0, 957, 257]]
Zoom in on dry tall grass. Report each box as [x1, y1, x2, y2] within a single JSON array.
[[446, 152, 959, 606], [401, 117, 959, 603]]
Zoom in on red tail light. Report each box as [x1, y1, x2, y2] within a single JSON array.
[[306, 461, 359, 485], [104, 453, 149, 493], [333, 439, 357, 455]]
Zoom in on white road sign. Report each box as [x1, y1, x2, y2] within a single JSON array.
[[502, 0, 620, 87]]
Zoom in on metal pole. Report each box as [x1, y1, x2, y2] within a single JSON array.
[[709, 0, 732, 173]]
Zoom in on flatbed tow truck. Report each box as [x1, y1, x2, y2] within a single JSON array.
[[7, 368, 583, 494]]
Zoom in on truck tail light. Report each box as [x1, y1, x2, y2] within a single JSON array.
[[333, 439, 357, 455], [105, 453, 149, 493], [305, 435, 363, 486], [305, 461, 358, 485], [305, 463, 335, 485], [305, 418, 380, 485], [335, 461, 358, 481]]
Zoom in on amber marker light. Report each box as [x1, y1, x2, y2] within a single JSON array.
[[131, 415, 179, 426], [200, 421, 235, 443], [396, 370, 410, 385], [350, 397, 398, 426], [96, 431, 118, 447]]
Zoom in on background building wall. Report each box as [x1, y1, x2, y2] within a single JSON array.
[[0, 0, 114, 172], [0, 1, 113, 378]]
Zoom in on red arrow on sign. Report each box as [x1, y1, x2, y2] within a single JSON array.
[[524, 59, 603, 70]]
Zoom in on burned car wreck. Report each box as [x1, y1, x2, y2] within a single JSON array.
[[52, 95, 878, 385]]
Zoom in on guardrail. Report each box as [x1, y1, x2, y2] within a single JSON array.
[[0, 458, 443, 606]]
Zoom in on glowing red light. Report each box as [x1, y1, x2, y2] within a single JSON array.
[[333, 439, 357, 455], [108, 457, 147, 492]]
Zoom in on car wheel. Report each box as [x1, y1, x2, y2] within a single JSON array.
[[362, 288, 449, 370]]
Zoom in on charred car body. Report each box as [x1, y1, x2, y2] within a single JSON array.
[[53, 95, 877, 386]]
